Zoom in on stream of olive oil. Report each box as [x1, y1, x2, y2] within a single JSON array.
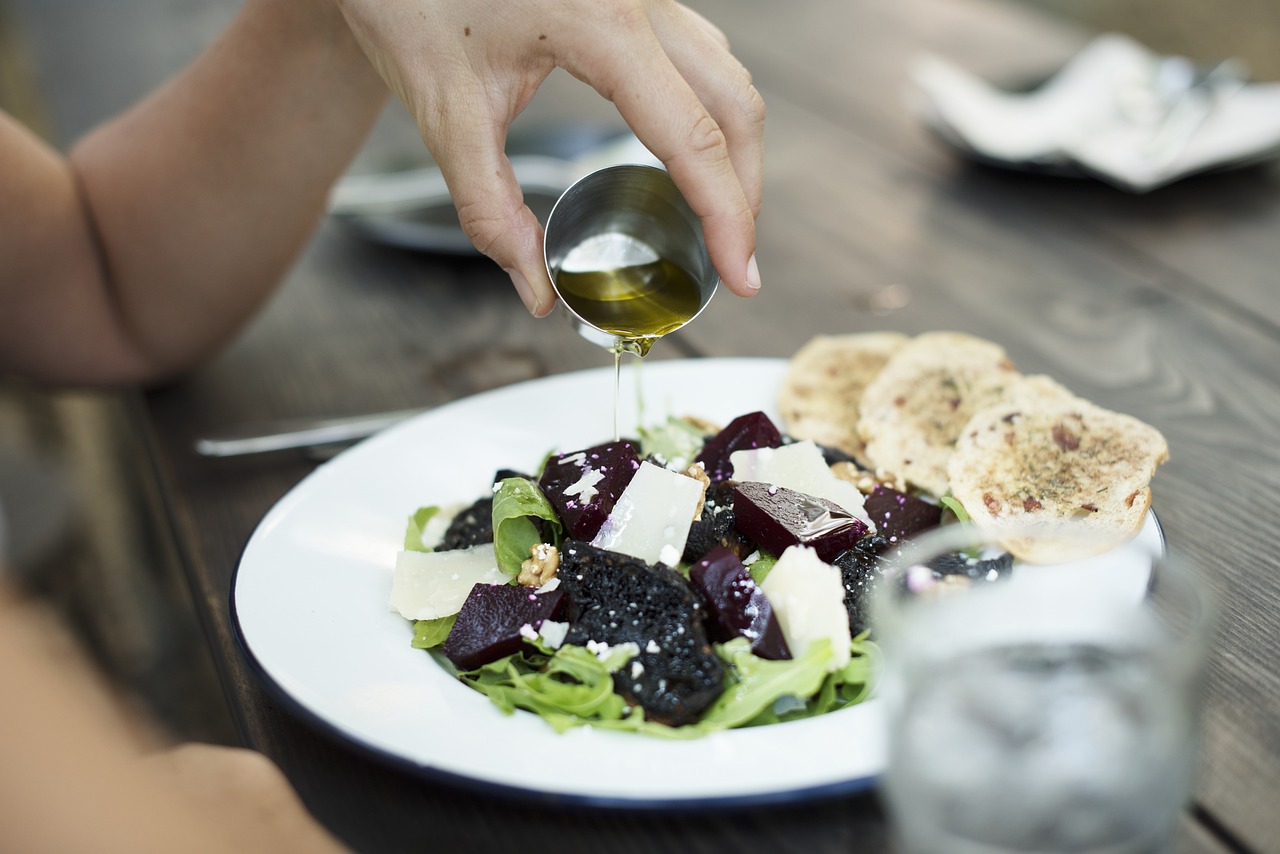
[[554, 258, 702, 439]]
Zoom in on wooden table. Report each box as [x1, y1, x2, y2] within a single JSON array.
[[13, 0, 1279, 851]]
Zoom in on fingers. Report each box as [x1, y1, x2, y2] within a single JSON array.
[[350, 0, 765, 311], [652, 4, 765, 221], [564, 5, 764, 298], [420, 89, 558, 317]]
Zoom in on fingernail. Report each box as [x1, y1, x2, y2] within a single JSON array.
[[508, 268, 542, 316], [745, 254, 762, 292]]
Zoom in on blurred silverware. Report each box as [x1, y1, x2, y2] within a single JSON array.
[[194, 408, 423, 458]]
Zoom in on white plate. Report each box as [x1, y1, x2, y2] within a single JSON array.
[[231, 357, 1161, 808]]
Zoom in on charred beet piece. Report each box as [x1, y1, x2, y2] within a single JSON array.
[[833, 539, 886, 635], [695, 411, 783, 483], [690, 546, 790, 660], [682, 480, 755, 564], [927, 551, 1014, 582], [441, 583, 566, 670], [733, 481, 868, 563], [438, 496, 494, 551], [537, 440, 641, 541], [557, 541, 724, 727], [863, 485, 942, 546]]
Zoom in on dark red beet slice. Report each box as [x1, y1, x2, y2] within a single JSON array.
[[441, 583, 566, 670], [695, 411, 783, 482], [732, 481, 868, 563], [863, 485, 942, 545], [690, 546, 791, 660], [537, 440, 641, 540]]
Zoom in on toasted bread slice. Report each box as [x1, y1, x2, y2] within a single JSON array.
[[947, 389, 1169, 563], [777, 332, 909, 460], [857, 331, 1019, 496]]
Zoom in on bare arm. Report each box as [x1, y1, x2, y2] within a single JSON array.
[[0, 0, 388, 386]]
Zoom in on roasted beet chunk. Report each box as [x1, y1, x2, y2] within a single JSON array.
[[833, 539, 886, 635], [733, 481, 867, 563], [438, 496, 494, 551], [695, 411, 783, 483], [682, 480, 755, 563], [537, 441, 641, 541], [441, 583, 566, 670], [863, 485, 942, 545], [690, 546, 790, 660], [557, 541, 724, 727]]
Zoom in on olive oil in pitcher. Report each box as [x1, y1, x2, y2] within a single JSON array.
[[543, 165, 719, 439], [552, 256, 703, 357]]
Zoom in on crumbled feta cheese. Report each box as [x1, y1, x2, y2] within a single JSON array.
[[564, 467, 606, 504], [538, 620, 569, 649]]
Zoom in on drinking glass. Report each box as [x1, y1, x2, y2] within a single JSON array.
[[873, 521, 1214, 854]]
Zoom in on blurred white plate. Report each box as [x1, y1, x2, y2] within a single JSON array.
[[329, 127, 660, 253]]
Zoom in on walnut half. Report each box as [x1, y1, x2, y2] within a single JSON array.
[[682, 462, 711, 519], [519, 543, 559, 588]]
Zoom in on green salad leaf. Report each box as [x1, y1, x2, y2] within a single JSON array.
[[411, 615, 457, 649], [453, 633, 880, 739], [404, 506, 441, 552], [695, 637, 832, 729], [491, 477, 563, 576], [939, 493, 970, 524], [745, 550, 779, 585], [637, 416, 710, 469]]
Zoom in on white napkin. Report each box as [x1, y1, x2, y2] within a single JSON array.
[[910, 34, 1280, 192]]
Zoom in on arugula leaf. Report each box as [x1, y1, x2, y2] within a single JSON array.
[[411, 614, 457, 649], [404, 506, 441, 552], [637, 416, 710, 469], [491, 477, 563, 577], [451, 633, 881, 739], [696, 637, 832, 729], [745, 550, 779, 585], [939, 494, 970, 524]]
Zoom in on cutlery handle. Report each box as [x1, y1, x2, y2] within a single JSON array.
[[194, 408, 423, 457]]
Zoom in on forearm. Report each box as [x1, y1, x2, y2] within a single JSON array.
[[5, 0, 387, 385]]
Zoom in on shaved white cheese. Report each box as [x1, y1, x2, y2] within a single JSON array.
[[389, 543, 507, 620], [730, 441, 874, 531], [591, 461, 702, 565], [760, 545, 851, 671]]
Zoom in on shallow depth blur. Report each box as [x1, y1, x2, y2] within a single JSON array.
[[0, 0, 1276, 745]]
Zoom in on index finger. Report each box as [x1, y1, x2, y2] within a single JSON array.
[[565, 23, 761, 297]]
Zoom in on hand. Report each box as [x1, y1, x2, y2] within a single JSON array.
[[143, 744, 350, 853], [333, 0, 765, 316]]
